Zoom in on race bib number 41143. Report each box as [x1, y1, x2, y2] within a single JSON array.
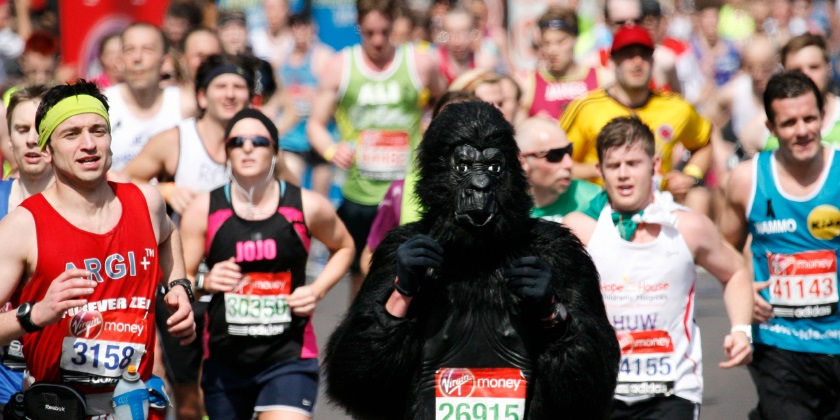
[[767, 250, 838, 318], [435, 367, 526, 420]]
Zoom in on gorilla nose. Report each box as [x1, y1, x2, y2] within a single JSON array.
[[470, 173, 491, 189]]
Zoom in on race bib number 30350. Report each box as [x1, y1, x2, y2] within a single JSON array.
[[225, 272, 293, 335], [435, 367, 526, 420], [767, 250, 838, 318]]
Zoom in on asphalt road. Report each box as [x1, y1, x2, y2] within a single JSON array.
[[307, 245, 757, 419]]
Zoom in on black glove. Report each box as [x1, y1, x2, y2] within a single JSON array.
[[506, 256, 555, 319], [395, 234, 444, 296]]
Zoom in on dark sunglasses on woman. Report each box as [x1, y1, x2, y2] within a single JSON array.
[[225, 135, 274, 148]]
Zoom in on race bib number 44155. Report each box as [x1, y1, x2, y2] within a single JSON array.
[[435, 367, 526, 420], [767, 250, 838, 318]]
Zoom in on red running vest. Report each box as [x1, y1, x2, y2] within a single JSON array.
[[17, 182, 160, 390], [528, 67, 599, 119]]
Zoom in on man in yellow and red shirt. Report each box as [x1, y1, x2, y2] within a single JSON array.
[[561, 25, 712, 209]]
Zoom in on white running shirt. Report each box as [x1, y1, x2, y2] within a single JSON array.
[[106, 85, 182, 170], [587, 204, 703, 404]]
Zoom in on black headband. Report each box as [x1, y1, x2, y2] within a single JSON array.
[[200, 63, 253, 91], [224, 108, 279, 150], [539, 19, 578, 36]]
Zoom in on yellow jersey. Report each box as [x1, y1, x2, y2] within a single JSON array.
[[560, 89, 711, 182]]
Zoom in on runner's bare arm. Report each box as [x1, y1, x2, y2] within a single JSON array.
[[679, 211, 753, 368], [414, 46, 446, 100], [720, 161, 753, 250], [138, 183, 195, 343], [0, 209, 96, 344], [179, 193, 210, 281], [123, 126, 180, 183], [272, 90, 299, 138], [307, 53, 346, 164], [288, 189, 354, 316]]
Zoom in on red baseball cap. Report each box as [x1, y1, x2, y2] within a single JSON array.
[[611, 25, 654, 54]]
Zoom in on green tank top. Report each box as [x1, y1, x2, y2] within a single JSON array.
[[336, 44, 423, 206]]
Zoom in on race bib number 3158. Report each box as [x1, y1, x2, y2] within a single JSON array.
[[435, 367, 526, 420]]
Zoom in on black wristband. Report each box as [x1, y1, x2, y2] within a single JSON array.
[[16, 302, 41, 333], [168, 278, 195, 303]]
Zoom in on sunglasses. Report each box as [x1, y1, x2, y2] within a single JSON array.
[[521, 144, 573, 163], [225, 135, 274, 148]]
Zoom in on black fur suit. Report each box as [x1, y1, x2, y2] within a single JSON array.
[[325, 102, 619, 419]]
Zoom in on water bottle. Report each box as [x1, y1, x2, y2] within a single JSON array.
[[112, 365, 149, 420]]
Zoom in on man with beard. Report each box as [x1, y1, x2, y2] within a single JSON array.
[[325, 101, 619, 419]]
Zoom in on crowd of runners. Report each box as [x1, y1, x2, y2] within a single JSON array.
[[0, 0, 836, 418]]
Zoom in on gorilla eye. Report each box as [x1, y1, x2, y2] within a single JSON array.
[[456, 163, 470, 173], [488, 163, 502, 173]]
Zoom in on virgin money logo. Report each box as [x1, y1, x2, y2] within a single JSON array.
[[438, 368, 475, 397], [617, 331, 634, 352], [69, 311, 103, 339], [769, 254, 795, 275]]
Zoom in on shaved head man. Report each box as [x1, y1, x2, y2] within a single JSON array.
[[516, 117, 601, 222]]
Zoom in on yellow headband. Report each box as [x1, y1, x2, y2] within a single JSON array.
[[38, 94, 110, 150]]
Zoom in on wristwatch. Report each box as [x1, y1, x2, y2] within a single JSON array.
[[168, 279, 195, 303], [16, 302, 42, 333]]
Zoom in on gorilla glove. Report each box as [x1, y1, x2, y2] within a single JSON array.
[[507, 256, 556, 319], [395, 234, 444, 296]]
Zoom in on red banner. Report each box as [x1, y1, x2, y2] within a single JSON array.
[[59, 0, 169, 78]]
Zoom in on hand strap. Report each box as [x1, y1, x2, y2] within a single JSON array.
[[167, 278, 195, 303]]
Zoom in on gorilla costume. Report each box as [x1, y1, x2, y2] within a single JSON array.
[[325, 102, 620, 419]]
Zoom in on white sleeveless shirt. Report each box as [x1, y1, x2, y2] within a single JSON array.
[[587, 204, 703, 404], [173, 118, 227, 192], [106, 85, 182, 170]]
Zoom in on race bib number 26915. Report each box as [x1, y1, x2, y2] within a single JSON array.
[[435, 367, 526, 420]]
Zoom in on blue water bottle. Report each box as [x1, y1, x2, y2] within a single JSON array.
[[112, 365, 149, 419]]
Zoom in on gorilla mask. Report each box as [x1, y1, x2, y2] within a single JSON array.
[[451, 144, 503, 227], [416, 101, 532, 243]]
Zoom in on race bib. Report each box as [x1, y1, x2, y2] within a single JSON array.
[[59, 310, 148, 386], [615, 330, 675, 397], [356, 130, 410, 180], [767, 250, 838, 318], [435, 367, 526, 420], [224, 272, 292, 336]]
